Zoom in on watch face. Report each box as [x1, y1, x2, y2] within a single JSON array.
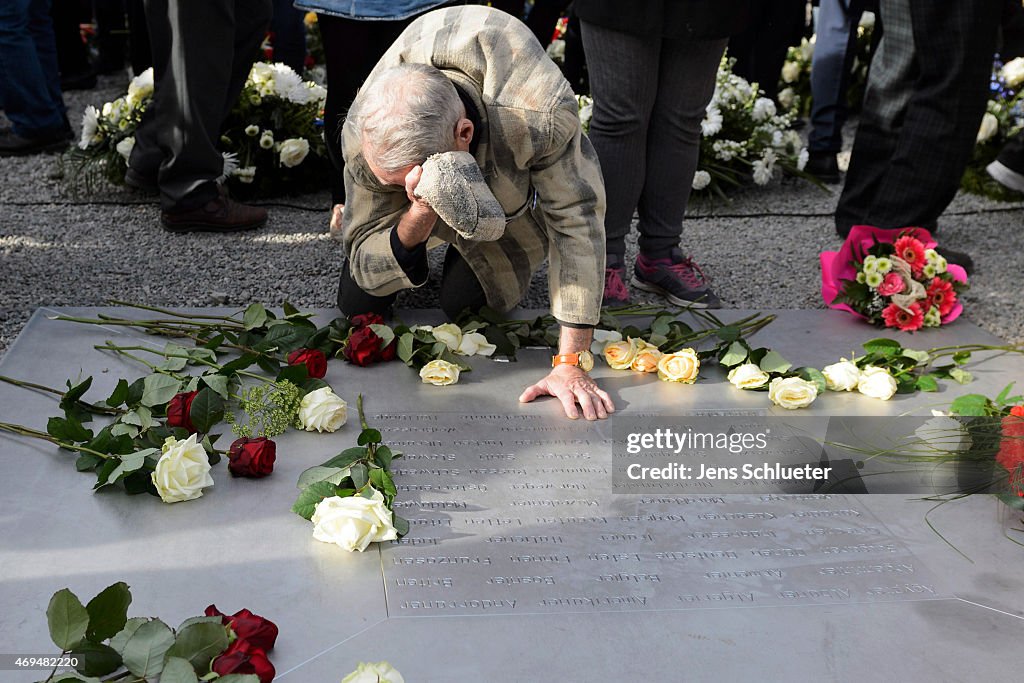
[[579, 350, 595, 372]]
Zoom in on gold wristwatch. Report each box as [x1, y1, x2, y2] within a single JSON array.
[[551, 350, 594, 372]]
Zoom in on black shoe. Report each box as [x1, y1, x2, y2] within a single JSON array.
[[632, 248, 722, 309], [124, 167, 159, 195], [0, 129, 69, 156], [936, 247, 975, 277], [804, 151, 841, 184]]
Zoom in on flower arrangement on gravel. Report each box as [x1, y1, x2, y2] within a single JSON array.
[[961, 55, 1024, 201], [694, 56, 810, 197], [821, 226, 968, 332], [35, 581, 277, 682], [66, 63, 328, 197], [776, 12, 876, 117]]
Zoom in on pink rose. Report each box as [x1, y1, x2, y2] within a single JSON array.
[[877, 272, 906, 297]]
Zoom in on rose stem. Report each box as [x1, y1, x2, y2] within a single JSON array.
[[0, 422, 111, 459], [107, 300, 244, 323], [95, 343, 274, 385], [0, 374, 123, 415]]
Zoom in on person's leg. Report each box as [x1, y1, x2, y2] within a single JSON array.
[[863, 0, 1001, 229], [834, 0, 915, 236], [525, 0, 567, 47], [579, 20, 660, 261], [809, 0, 858, 155], [0, 0, 67, 137], [49, 0, 94, 89], [224, 0, 272, 122], [126, 0, 151, 74], [337, 259, 399, 317], [438, 246, 489, 320], [127, 0, 169, 183], [269, 0, 305, 73], [731, 0, 806, 102]]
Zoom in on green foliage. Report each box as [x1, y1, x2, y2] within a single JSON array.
[[225, 380, 304, 438]]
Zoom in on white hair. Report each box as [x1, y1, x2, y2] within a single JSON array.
[[349, 64, 465, 173]]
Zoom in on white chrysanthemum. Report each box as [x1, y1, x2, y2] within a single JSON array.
[[219, 152, 239, 183], [875, 257, 892, 274], [752, 160, 772, 185], [269, 63, 309, 103], [935, 256, 948, 274], [797, 148, 809, 171], [236, 166, 256, 184], [922, 263, 937, 279], [865, 271, 884, 288], [777, 87, 796, 111], [126, 68, 154, 108], [691, 170, 711, 191], [753, 97, 777, 123], [259, 130, 275, 149], [924, 306, 942, 327], [701, 105, 723, 136], [79, 105, 101, 149], [245, 124, 260, 137]]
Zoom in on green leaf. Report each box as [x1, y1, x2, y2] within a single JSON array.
[[140, 374, 181, 408], [915, 374, 940, 392], [201, 374, 230, 400], [105, 379, 130, 408], [71, 642, 121, 677], [996, 492, 1024, 510], [758, 350, 792, 374], [952, 350, 972, 365], [125, 377, 145, 406], [75, 453, 104, 472], [358, 428, 382, 446], [62, 377, 94, 405], [996, 382, 1016, 406], [322, 447, 368, 469], [397, 332, 415, 363], [219, 354, 258, 376], [296, 465, 352, 489], [176, 616, 222, 632], [950, 368, 974, 385], [121, 618, 174, 678], [165, 622, 229, 673], [901, 348, 930, 364], [85, 581, 131, 642], [368, 323, 396, 349], [257, 323, 308, 353], [52, 673, 102, 682], [243, 303, 269, 330], [108, 617, 147, 655], [862, 338, 902, 356], [96, 451, 154, 490], [716, 325, 740, 343], [216, 675, 262, 683], [47, 588, 89, 650], [188, 388, 225, 434], [120, 406, 152, 430], [350, 462, 369, 489], [379, 469, 397, 498], [719, 341, 748, 367], [47, 416, 93, 443], [160, 656, 200, 683], [950, 394, 991, 416], [291, 480, 340, 520], [797, 367, 827, 395], [392, 514, 410, 536], [375, 445, 394, 469], [276, 363, 309, 386]]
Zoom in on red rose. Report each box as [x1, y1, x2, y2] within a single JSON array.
[[881, 302, 924, 332], [205, 605, 279, 651], [350, 312, 385, 328], [166, 391, 199, 433], [227, 438, 276, 479], [211, 638, 275, 683], [344, 326, 385, 366], [286, 348, 327, 379], [380, 340, 397, 362]]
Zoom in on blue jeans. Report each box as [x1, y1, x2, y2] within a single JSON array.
[[808, 0, 862, 153], [0, 0, 66, 136]]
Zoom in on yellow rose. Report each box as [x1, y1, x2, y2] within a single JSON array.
[[419, 359, 460, 386], [603, 338, 639, 370], [630, 340, 663, 373], [768, 376, 818, 410], [657, 349, 700, 383], [727, 363, 769, 389]]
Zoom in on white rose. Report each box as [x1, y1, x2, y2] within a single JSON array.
[[727, 363, 769, 389], [976, 112, 999, 143], [342, 661, 405, 683], [768, 376, 818, 410], [278, 137, 310, 168], [691, 170, 711, 191], [259, 130, 274, 149], [430, 323, 462, 352], [591, 328, 623, 355], [419, 359, 461, 386], [298, 387, 348, 432], [781, 61, 801, 84], [1002, 56, 1024, 88], [857, 366, 898, 400], [312, 491, 398, 552], [151, 434, 214, 504], [115, 136, 135, 162], [456, 331, 496, 357], [245, 124, 260, 137], [778, 87, 796, 111], [822, 360, 860, 392]]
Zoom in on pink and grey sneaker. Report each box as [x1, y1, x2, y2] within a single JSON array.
[[632, 248, 721, 309], [603, 258, 631, 306]]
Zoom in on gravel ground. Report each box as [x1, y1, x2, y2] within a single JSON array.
[[2, 73, 1023, 357]]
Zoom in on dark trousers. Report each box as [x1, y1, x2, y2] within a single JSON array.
[[129, 0, 271, 211], [835, 0, 1001, 235], [581, 20, 725, 259], [270, 0, 305, 73], [338, 247, 487, 321], [729, 0, 807, 102], [0, 0, 68, 137]]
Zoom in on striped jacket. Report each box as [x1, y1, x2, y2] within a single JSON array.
[[340, 5, 607, 326]]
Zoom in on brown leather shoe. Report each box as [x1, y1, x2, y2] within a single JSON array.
[[161, 195, 267, 233]]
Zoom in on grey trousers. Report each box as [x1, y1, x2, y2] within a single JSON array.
[[581, 21, 726, 260], [129, 0, 272, 211]]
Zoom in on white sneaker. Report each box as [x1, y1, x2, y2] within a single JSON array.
[[985, 159, 1024, 193]]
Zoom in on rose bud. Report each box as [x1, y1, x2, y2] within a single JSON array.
[[211, 638, 275, 683], [286, 348, 327, 379], [205, 605, 279, 651], [166, 391, 199, 433], [350, 312, 385, 328], [343, 326, 385, 367], [227, 437, 276, 478]]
